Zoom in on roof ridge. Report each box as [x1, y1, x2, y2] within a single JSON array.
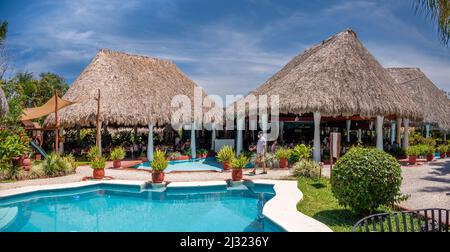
[[98, 49, 173, 64]]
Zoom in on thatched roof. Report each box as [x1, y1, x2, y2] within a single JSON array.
[[0, 86, 7, 116], [231, 29, 420, 120], [387, 67, 450, 130], [45, 49, 222, 128]]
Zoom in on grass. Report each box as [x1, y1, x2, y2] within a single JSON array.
[[296, 177, 391, 232]]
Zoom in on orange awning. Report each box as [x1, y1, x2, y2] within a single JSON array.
[[21, 95, 76, 121]]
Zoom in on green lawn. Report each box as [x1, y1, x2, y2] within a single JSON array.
[[296, 177, 391, 232]]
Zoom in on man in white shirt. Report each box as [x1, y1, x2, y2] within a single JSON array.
[[250, 131, 267, 175]]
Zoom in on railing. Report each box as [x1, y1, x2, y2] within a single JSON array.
[[352, 208, 449, 232]]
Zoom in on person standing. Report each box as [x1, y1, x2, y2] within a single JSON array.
[[250, 131, 267, 175]]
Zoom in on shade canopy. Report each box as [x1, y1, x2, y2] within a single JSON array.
[[0, 87, 7, 116], [387, 67, 450, 131], [21, 94, 76, 122], [44, 49, 222, 128], [230, 29, 421, 120]]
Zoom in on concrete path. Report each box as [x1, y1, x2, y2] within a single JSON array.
[[400, 159, 450, 210], [0, 165, 293, 190]]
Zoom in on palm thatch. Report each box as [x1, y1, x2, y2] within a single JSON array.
[[387, 67, 450, 130], [45, 49, 221, 128], [0, 86, 8, 116], [231, 29, 421, 120]]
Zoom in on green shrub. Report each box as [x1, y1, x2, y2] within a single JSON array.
[[63, 154, 77, 171], [168, 151, 182, 159], [275, 148, 291, 160], [231, 155, 249, 169], [87, 146, 100, 161], [152, 150, 168, 172], [29, 162, 46, 179], [264, 153, 277, 168], [292, 160, 321, 179], [110, 147, 126, 161], [197, 149, 208, 155], [91, 157, 106, 169], [406, 145, 422, 156], [42, 154, 70, 176], [217, 145, 235, 163], [331, 147, 404, 213], [289, 144, 312, 163], [423, 145, 435, 155], [437, 145, 448, 153]]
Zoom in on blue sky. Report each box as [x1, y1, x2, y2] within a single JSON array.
[[1, 0, 449, 102]]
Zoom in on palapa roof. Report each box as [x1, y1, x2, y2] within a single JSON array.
[[0, 86, 7, 116], [232, 29, 420, 120], [387, 67, 450, 130], [45, 49, 222, 128]]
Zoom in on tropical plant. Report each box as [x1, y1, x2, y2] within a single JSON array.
[[289, 144, 312, 163], [217, 145, 235, 163], [231, 155, 249, 169], [29, 162, 45, 179], [424, 145, 435, 155], [91, 156, 106, 170], [152, 150, 168, 172], [62, 154, 77, 172], [42, 153, 70, 176], [183, 147, 192, 156], [275, 147, 291, 160], [197, 148, 208, 155], [437, 144, 448, 153], [292, 160, 321, 179], [0, 129, 29, 164], [264, 153, 277, 168], [87, 146, 100, 161], [414, 0, 450, 46], [110, 146, 125, 161], [331, 147, 404, 213], [406, 145, 422, 156], [168, 151, 182, 160]]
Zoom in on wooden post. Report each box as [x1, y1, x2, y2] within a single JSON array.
[[96, 89, 101, 157], [54, 91, 59, 155]]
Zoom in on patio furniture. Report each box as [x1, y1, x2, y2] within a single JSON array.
[[352, 208, 449, 232]]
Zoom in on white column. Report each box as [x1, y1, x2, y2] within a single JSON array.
[[376, 116, 384, 150], [147, 124, 154, 162], [357, 128, 362, 142], [403, 118, 410, 150], [390, 120, 396, 144], [346, 119, 351, 143], [211, 123, 216, 151], [313, 112, 321, 162], [425, 124, 430, 138], [191, 122, 196, 159], [236, 118, 244, 156], [444, 132, 447, 141]]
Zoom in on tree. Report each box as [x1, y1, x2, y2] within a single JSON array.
[[415, 0, 450, 46], [0, 21, 8, 80], [0, 21, 7, 44]]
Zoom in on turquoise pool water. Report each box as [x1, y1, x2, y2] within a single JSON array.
[[133, 157, 224, 172], [0, 183, 284, 232]]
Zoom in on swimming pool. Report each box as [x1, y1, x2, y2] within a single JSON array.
[[133, 157, 224, 173], [0, 182, 284, 232]]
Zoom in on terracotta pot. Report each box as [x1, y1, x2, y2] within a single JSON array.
[[152, 171, 165, 183], [222, 161, 231, 170], [440, 153, 446, 159], [113, 160, 121, 168], [35, 153, 42, 161], [426, 155, 434, 162], [231, 169, 243, 181], [22, 158, 31, 171], [177, 155, 189, 160], [278, 159, 288, 168], [408, 156, 417, 165], [93, 168, 105, 179]]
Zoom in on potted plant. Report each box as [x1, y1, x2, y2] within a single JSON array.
[[110, 146, 125, 168], [437, 145, 448, 159], [151, 150, 168, 183], [217, 145, 235, 170], [275, 148, 291, 168], [424, 145, 435, 161], [197, 149, 208, 159], [406, 145, 420, 164], [230, 154, 249, 181], [91, 156, 106, 179], [168, 151, 182, 160]]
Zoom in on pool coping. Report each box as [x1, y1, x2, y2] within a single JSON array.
[[0, 179, 332, 232]]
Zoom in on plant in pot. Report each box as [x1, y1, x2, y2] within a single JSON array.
[[275, 148, 291, 168], [151, 150, 168, 183], [197, 149, 208, 158], [424, 145, 435, 161], [406, 145, 420, 164], [230, 154, 249, 181], [110, 147, 125, 168], [217, 145, 235, 171], [437, 145, 448, 159], [91, 156, 106, 179]]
